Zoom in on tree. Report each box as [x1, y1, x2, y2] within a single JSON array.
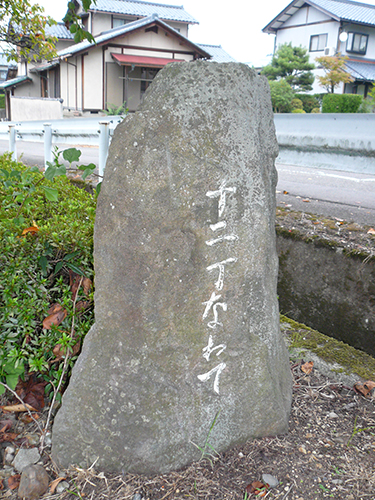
[[315, 54, 354, 93], [262, 43, 315, 92], [268, 79, 295, 113], [0, 0, 95, 62]]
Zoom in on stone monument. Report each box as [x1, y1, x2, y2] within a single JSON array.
[[52, 61, 292, 474]]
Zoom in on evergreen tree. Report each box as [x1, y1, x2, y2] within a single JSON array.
[[262, 43, 315, 92]]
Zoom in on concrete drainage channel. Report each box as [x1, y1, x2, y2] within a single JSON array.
[[276, 211, 375, 358]]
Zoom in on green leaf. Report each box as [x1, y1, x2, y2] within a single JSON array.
[[38, 255, 48, 275], [6, 373, 20, 389], [42, 186, 58, 202], [44, 165, 57, 181], [70, 24, 77, 33], [62, 148, 81, 164], [10, 170, 21, 180], [66, 262, 84, 275], [0, 385, 5, 395], [63, 251, 80, 262], [96, 182, 102, 195], [30, 165, 40, 173], [0, 168, 9, 179], [54, 261, 64, 274], [13, 216, 25, 226]]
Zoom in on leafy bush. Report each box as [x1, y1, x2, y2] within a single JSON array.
[[357, 98, 374, 113], [103, 101, 128, 116], [311, 108, 321, 113], [291, 98, 303, 110], [322, 93, 363, 113], [269, 79, 295, 113], [292, 108, 306, 113], [296, 94, 320, 113], [0, 94, 5, 109], [0, 153, 96, 397]]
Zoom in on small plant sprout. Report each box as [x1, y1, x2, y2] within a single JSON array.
[[190, 410, 220, 466]]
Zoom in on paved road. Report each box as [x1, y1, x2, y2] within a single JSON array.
[[1, 139, 374, 225], [276, 162, 375, 225]]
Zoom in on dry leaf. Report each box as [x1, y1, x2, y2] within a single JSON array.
[[0, 419, 13, 433], [301, 361, 314, 374], [302, 198, 310, 202], [43, 305, 67, 329], [0, 432, 18, 443], [49, 477, 66, 494], [52, 339, 81, 362], [20, 225, 39, 236], [246, 481, 269, 496], [76, 300, 91, 312], [0, 403, 37, 413], [283, 190, 288, 194], [82, 277, 92, 296], [8, 474, 21, 490], [69, 270, 82, 301], [367, 228, 375, 235], [354, 380, 375, 397], [16, 375, 46, 412]]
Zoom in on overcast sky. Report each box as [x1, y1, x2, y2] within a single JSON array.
[[37, 0, 375, 66]]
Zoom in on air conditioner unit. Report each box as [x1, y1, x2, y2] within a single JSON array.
[[324, 46, 335, 56]]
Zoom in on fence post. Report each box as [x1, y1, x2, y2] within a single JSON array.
[[8, 125, 17, 161], [43, 123, 52, 168], [99, 121, 110, 177]]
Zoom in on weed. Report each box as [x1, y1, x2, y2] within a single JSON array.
[[347, 415, 375, 446], [190, 410, 220, 466]]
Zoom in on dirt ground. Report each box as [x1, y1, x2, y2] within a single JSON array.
[[1, 209, 375, 500]]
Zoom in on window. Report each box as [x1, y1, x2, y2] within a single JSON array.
[[113, 17, 133, 28], [346, 32, 368, 54], [310, 34, 328, 52], [140, 67, 160, 100]]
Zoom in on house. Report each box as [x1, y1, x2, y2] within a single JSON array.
[[0, 0, 235, 120], [263, 0, 375, 96]]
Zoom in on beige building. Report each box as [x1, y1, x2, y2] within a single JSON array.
[[1, 0, 235, 119]]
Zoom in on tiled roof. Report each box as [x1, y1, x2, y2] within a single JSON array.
[[310, 0, 375, 25], [46, 22, 74, 40], [0, 76, 31, 89], [345, 59, 375, 80], [57, 15, 209, 58], [264, 0, 375, 33], [198, 44, 237, 63], [80, 0, 198, 24]]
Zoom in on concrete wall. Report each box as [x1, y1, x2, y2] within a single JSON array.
[[277, 232, 375, 356], [274, 113, 375, 173], [10, 96, 63, 121]]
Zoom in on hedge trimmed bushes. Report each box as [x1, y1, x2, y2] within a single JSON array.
[[322, 93, 363, 113]]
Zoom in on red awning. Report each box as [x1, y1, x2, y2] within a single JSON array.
[[111, 53, 185, 68]]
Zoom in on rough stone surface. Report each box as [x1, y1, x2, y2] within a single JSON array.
[[18, 464, 49, 500], [52, 61, 292, 474], [13, 447, 40, 473]]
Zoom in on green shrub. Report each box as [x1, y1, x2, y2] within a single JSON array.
[[311, 107, 321, 113], [291, 98, 303, 110], [0, 154, 96, 397], [322, 93, 363, 113], [0, 94, 5, 109], [358, 98, 374, 113], [296, 94, 321, 113], [269, 79, 295, 113], [292, 108, 306, 113]]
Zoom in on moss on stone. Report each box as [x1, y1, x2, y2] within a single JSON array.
[[280, 314, 375, 380]]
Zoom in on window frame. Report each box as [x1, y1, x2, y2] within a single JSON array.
[[309, 33, 328, 52], [346, 32, 368, 55]]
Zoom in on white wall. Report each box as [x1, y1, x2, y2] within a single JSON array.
[[10, 96, 63, 121]]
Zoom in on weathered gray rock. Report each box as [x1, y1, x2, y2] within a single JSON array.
[[13, 447, 40, 473], [18, 465, 49, 500], [52, 61, 292, 474]]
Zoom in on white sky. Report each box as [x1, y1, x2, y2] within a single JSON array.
[[36, 0, 375, 66]]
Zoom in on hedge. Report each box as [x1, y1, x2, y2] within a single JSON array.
[[322, 93, 363, 113]]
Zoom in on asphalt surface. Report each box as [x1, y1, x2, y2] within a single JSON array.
[[276, 162, 375, 226], [0, 139, 374, 226]]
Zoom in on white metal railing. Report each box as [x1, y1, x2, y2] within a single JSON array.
[[2, 117, 123, 177]]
